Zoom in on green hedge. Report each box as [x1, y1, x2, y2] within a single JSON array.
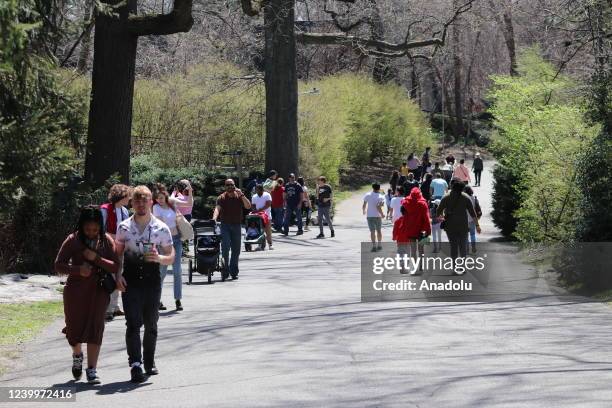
[[130, 154, 229, 219]]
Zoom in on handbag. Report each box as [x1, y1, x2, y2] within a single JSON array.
[[98, 271, 116, 294], [176, 212, 194, 240]]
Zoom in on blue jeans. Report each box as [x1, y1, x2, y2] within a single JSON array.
[[468, 222, 476, 245], [271, 207, 284, 230], [220, 223, 242, 275], [283, 206, 303, 234], [160, 234, 183, 300]]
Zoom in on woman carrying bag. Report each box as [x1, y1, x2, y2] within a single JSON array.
[[54, 206, 119, 385]]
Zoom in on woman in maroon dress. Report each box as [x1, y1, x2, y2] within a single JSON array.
[[55, 206, 119, 384]]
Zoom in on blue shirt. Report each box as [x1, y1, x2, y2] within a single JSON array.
[[430, 178, 448, 198]]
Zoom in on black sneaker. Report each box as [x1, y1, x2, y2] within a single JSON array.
[[175, 300, 183, 311], [105, 313, 114, 322], [159, 303, 167, 311], [86, 368, 101, 384], [145, 365, 159, 376], [72, 353, 83, 380], [316, 233, 325, 239], [130, 364, 146, 383], [331, 230, 335, 237], [231, 274, 239, 280], [296, 230, 304, 236]]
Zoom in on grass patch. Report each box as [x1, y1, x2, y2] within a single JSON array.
[[0, 301, 63, 346], [0, 301, 63, 375]]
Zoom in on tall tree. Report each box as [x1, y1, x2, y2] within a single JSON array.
[[488, 0, 517, 76], [241, 0, 475, 175], [452, 0, 465, 141], [84, 0, 193, 186], [241, 0, 299, 177]]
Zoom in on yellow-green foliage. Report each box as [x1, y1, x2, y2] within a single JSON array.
[[65, 65, 432, 187], [299, 74, 432, 185], [489, 47, 599, 242], [132, 63, 266, 170]]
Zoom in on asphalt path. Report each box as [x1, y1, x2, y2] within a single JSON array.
[[1, 162, 611, 407]]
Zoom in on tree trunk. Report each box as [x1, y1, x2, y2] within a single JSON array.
[[488, 0, 517, 76], [452, 1, 465, 141], [410, 63, 418, 100], [369, 0, 393, 84], [263, 0, 299, 177], [502, 7, 517, 76], [84, 0, 138, 186]]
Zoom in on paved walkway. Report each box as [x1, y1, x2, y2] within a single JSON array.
[[1, 163, 611, 407]]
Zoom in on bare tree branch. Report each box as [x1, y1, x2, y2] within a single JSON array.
[[296, 0, 476, 59]]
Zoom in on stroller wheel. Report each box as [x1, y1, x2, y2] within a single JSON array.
[[259, 241, 266, 250], [245, 244, 251, 252]]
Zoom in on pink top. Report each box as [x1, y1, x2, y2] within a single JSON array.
[[452, 164, 471, 183], [172, 192, 193, 215]]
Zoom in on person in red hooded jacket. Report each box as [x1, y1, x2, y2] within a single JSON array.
[[399, 187, 432, 273], [392, 206, 411, 274]]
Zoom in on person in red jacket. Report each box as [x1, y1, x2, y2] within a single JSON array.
[[392, 207, 411, 274], [400, 187, 432, 273]]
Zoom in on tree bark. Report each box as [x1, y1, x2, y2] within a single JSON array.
[[85, 0, 138, 186], [368, 0, 393, 83], [452, 1, 465, 141], [488, 0, 517, 76], [502, 7, 517, 76], [84, 0, 193, 187], [263, 0, 299, 177]]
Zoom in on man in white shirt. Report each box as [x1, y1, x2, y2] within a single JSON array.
[[251, 184, 273, 249], [363, 183, 385, 251], [115, 186, 175, 383]]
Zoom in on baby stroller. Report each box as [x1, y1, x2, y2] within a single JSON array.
[[188, 219, 226, 284], [244, 212, 267, 251]]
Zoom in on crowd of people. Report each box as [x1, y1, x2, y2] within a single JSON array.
[[51, 150, 485, 385], [54, 173, 335, 385], [364, 149, 485, 267]]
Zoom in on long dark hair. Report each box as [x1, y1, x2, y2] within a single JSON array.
[[450, 180, 466, 195], [75, 205, 106, 249]]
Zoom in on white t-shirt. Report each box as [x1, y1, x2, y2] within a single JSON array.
[[363, 191, 385, 218], [152, 204, 177, 230], [390, 196, 404, 222], [251, 192, 272, 218], [116, 215, 173, 262]]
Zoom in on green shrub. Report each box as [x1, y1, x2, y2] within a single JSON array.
[[130, 157, 229, 219], [299, 74, 433, 185], [0, 0, 90, 273], [490, 164, 520, 238], [488, 47, 599, 242]]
